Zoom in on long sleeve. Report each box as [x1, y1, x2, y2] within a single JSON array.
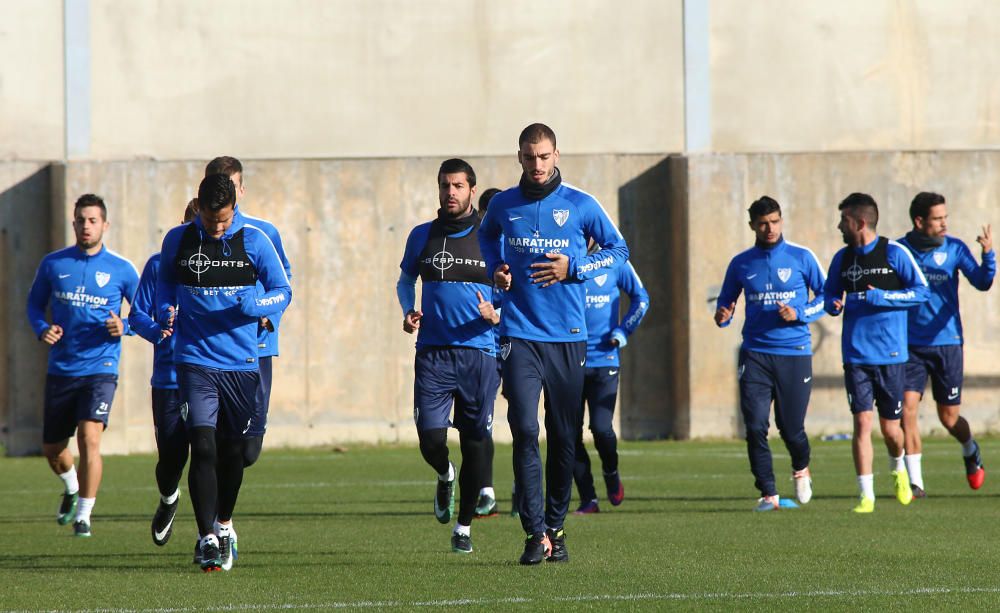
[[715, 258, 743, 328], [957, 242, 995, 291], [615, 263, 650, 342], [128, 255, 163, 344], [571, 200, 629, 281], [823, 251, 845, 316], [798, 250, 827, 324], [26, 258, 52, 338]]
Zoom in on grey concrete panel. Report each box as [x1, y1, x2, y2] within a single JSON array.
[[0, 163, 54, 455], [0, 1, 64, 160]]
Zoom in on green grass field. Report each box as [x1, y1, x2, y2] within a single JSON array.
[[2, 437, 999, 611]]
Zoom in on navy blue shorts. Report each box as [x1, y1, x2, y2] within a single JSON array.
[[245, 356, 272, 437], [904, 345, 963, 405], [844, 363, 905, 419], [739, 349, 812, 427], [177, 364, 260, 439], [413, 347, 499, 437], [152, 387, 185, 443], [43, 374, 118, 444]]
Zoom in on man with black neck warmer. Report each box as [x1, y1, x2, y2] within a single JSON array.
[[715, 196, 826, 512], [897, 192, 994, 498], [824, 192, 928, 514], [397, 159, 499, 555], [478, 123, 629, 565]]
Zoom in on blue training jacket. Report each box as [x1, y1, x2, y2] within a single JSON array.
[[478, 182, 629, 343], [156, 212, 292, 371], [585, 262, 650, 367], [399, 221, 495, 353], [235, 206, 292, 358], [824, 236, 929, 365], [128, 253, 177, 389], [27, 244, 140, 376], [897, 235, 995, 347], [716, 238, 826, 356]]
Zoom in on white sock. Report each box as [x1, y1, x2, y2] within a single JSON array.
[[857, 474, 875, 500], [439, 462, 455, 482], [59, 466, 79, 495], [201, 533, 218, 548], [479, 487, 495, 499], [453, 523, 471, 537], [76, 497, 95, 524], [962, 438, 977, 456], [904, 454, 923, 488], [161, 489, 179, 505], [214, 519, 233, 536], [890, 454, 905, 473]]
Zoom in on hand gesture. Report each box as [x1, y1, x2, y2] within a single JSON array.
[[403, 310, 423, 334], [776, 301, 798, 322], [529, 253, 570, 287], [476, 290, 500, 325], [105, 312, 125, 337], [977, 223, 993, 254], [714, 302, 736, 325], [41, 324, 64, 345], [493, 263, 512, 291]]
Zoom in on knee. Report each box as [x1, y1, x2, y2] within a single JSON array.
[[189, 427, 217, 462], [242, 437, 263, 467]]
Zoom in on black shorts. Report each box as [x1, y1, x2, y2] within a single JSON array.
[[844, 363, 905, 420], [43, 374, 118, 444], [904, 345, 963, 405], [177, 364, 260, 439]]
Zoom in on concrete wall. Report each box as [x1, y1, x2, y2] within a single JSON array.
[[0, 0, 64, 160], [674, 151, 1000, 439], [80, 0, 684, 159], [10, 1, 1000, 161], [708, 0, 1000, 152], [2, 153, 668, 455]]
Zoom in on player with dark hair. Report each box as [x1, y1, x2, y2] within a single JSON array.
[[573, 255, 649, 514], [398, 159, 499, 554], [824, 192, 929, 513], [898, 192, 994, 497], [715, 196, 825, 511], [204, 156, 292, 469], [188, 157, 292, 564], [27, 194, 140, 537], [129, 201, 197, 547], [473, 186, 503, 519], [157, 174, 291, 571], [479, 123, 630, 564]]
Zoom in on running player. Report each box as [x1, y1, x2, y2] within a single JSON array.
[[897, 192, 994, 496], [157, 174, 291, 571], [398, 159, 499, 554], [128, 201, 197, 546], [27, 194, 140, 537], [572, 251, 648, 514], [204, 156, 293, 468], [474, 187, 503, 519], [714, 196, 825, 511], [479, 123, 629, 564], [824, 193, 929, 513]]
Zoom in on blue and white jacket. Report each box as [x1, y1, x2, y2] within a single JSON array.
[[716, 238, 826, 356], [824, 236, 929, 365], [897, 235, 995, 347], [27, 245, 140, 376], [585, 262, 650, 367], [478, 182, 629, 343], [156, 213, 292, 371], [234, 206, 292, 359], [128, 253, 177, 389]]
